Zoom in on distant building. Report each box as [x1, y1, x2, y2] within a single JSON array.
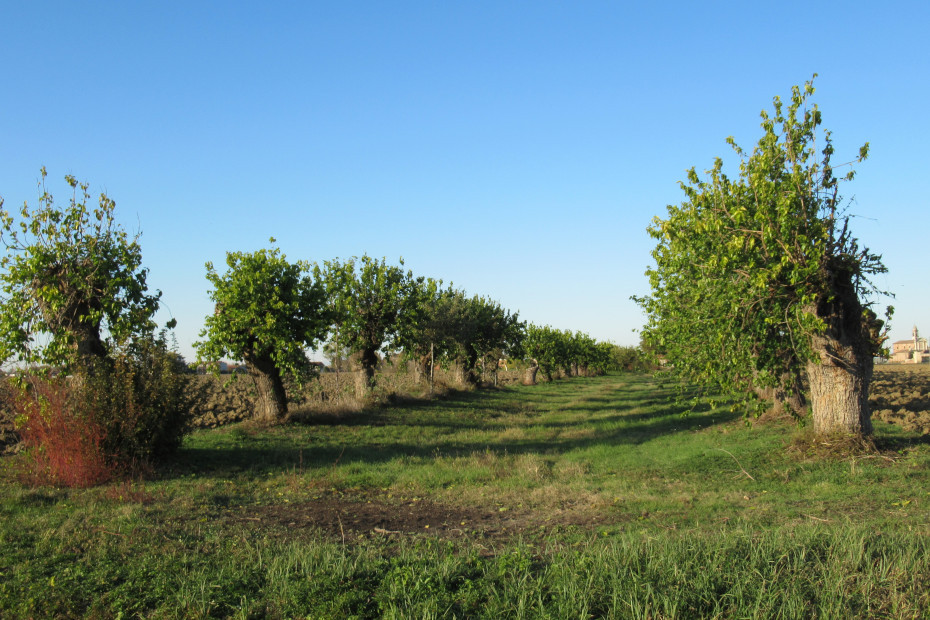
[[890, 326, 929, 363]]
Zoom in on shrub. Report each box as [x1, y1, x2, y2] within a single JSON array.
[[81, 332, 195, 467], [14, 376, 111, 487], [12, 331, 195, 486]]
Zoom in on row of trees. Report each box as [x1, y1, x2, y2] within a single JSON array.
[[0, 173, 627, 433], [195, 247, 621, 421], [523, 325, 618, 383], [1, 77, 883, 482]]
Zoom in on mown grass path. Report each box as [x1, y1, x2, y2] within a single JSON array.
[[2, 372, 930, 618]]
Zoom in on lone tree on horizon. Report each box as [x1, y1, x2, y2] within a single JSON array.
[[636, 77, 889, 437]]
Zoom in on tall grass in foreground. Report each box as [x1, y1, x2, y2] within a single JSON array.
[[2, 523, 927, 618]]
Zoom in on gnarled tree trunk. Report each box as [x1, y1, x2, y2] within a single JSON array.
[[72, 321, 108, 367], [244, 353, 288, 423], [36, 275, 108, 368], [412, 355, 431, 384], [358, 347, 379, 395], [805, 266, 874, 436], [523, 359, 539, 385], [752, 369, 807, 418], [453, 363, 478, 387]]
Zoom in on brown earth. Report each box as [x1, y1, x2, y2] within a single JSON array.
[[870, 364, 930, 434], [223, 489, 612, 546], [215, 365, 930, 545]]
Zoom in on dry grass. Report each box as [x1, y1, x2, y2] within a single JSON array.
[[787, 430, 884, 461]]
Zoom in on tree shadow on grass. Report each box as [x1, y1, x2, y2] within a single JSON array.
[[872, 433, 930, 452], [162, 375, 742, 481]]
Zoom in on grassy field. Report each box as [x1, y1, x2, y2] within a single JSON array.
[[2, 372, 930, 618]]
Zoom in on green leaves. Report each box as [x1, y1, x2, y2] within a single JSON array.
[[196, 243, 328, 386], [636, 78, 883, 416], [0, 169, 161, 369], [317, 255, 419, 373], [523, 325, 613, 380]]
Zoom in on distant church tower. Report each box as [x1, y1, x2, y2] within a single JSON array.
[[915, 326, 920, 348]]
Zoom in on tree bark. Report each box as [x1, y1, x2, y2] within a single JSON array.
[[752, 370, 807, 417], [245, 354, 288, 423], [72, 321, 108, 367], [412, 354, 431, 384], [523, 359, 539, 385], [41, 284, 107, 367], [454, 353, 480, 387], [358, 347, 379, 394], [805, 266, 874, 436]]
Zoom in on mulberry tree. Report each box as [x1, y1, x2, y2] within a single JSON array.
[[636, 77, 888, 436], [197, 243, 329, 422], [0, 168, 162, 371]]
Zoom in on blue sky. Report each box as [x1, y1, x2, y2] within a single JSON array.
[[1, 1, 927, 362]]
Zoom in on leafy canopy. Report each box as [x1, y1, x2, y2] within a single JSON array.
[[446, 292, 524, 370], [317, 255, 422, 364], [0, 168, 162, 369], [635, 77, 887, 409], [196, 242, 328, 382]]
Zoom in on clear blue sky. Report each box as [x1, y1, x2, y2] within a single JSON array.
[[1, 1, 927, 362]]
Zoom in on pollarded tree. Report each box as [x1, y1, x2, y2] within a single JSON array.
[[636, 77, 888, 436], [0, 168, 163, 370], [317, 255, 423, 392], [394, 278, 451, 385], [445, 292, 524, 386], [523, 324, 566, 383], [196, 243, 329, 422]]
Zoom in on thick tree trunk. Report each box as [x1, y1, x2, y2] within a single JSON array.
[[354, 371, 369, 400], [807, 356, 871, 435], [523, 359, 539, 385], [358, 347, 379, 395], [73, 322, 108, 368], [453, 362, 479, 387], [412, 355, 431, 384], [752, 370, 807, 417], [45, 289, 107, 367], [805, 266, 874, 436], [454, 353, 480, 387], [245, 354, 288, 423]]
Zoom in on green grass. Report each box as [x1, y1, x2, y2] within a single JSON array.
[[2, 372, 930, 618]]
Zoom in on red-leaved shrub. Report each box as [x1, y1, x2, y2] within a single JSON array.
[[11, 332, 195, 488], [14, 376, 113, 487]]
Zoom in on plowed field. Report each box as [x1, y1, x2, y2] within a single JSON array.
[[871, 364, 930, 433]]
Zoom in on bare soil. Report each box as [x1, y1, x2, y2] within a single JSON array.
[[870, 364, 930, 434], [225, 490, 612, 545]]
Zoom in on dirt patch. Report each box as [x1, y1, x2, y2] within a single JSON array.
[[225, 491, 612, 544]]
